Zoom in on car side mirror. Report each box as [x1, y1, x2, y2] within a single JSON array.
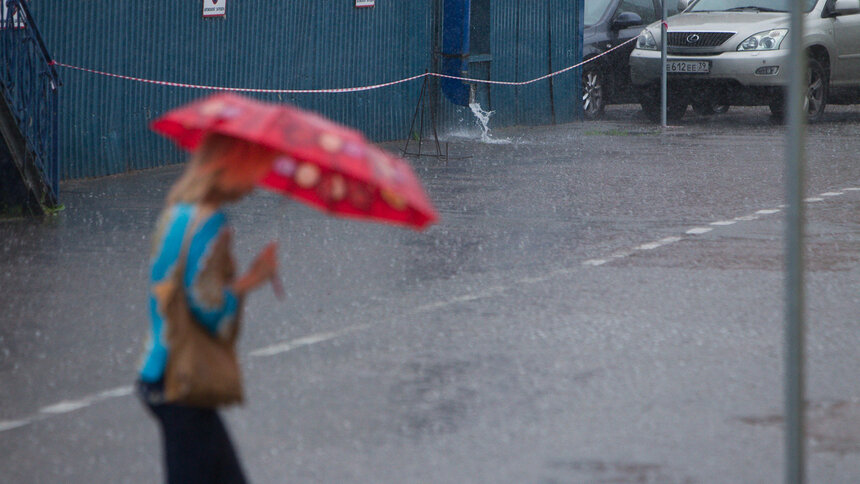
[[834, 0, 860, 14], [612, 11, 643, 30], [678, 0, 691, 11]]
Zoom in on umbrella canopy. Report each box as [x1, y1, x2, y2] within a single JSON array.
[[151, 93, 439, 230]]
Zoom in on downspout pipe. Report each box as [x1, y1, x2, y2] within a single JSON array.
[[440, 0, 471, 106]]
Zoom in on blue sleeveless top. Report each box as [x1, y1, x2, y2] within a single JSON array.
[[139, 203, 240, 382]]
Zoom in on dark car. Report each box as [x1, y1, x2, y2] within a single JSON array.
[[582, 0, 680, 118]]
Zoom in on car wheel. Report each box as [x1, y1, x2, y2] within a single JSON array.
[[769, 98, 785, 123], [582, 67, 606, 120], [805, 57, 828, 123], [639, 87, 687, 123], [692, 100, 715, 116], [692, 100, 730, 116], [769, 57, 828, 123]]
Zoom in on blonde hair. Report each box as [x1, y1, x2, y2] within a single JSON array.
[[166, 133, 279, 206], [152, 134, 280, 257]]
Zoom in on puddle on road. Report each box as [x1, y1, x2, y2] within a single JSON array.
[[544, 459, 692, 484], [737, 399, 860, 455], [618, 237, 859, 272], [388, 359, 477, 438]]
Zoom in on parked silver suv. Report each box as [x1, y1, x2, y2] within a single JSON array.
[[629, 0, 860, 122]]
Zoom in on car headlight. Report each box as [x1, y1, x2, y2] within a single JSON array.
[[738, 29, 787, 51], [636, 30, 657, 50]]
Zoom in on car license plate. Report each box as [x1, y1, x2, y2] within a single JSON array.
[[666, 60, 710, 74]]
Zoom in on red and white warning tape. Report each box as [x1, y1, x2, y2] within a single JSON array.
[[432, 37, 639, 86], [52, 61, 429, 94], [51, 37, 638, 94]]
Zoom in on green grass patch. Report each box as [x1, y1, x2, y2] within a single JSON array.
[[44, 203, 66, 215]]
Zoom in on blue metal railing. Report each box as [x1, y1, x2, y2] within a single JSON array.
[[0, 0, 61, 200]]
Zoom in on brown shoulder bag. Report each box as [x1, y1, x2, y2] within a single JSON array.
[[154, 213, 244, 407]]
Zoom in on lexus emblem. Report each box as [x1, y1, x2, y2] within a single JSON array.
[[686, 34, 701, 44]]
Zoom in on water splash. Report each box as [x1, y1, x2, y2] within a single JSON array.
[[468, 102, 511, 144]]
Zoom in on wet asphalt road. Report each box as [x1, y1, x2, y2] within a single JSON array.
[[1, 105, 859, 483]]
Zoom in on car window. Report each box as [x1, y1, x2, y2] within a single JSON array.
[[585, 0, 615, 26], [664, 0, 681, 15], [689, 0, 816, 12], [617, 0, 658, 23]]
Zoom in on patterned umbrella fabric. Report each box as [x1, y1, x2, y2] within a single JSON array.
[[151, 93, 438, 230]]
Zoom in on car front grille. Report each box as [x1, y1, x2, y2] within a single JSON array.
[[668, 32, 734, 48], [668, 51, 721, 56]]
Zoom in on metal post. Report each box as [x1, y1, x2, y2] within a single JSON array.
[[660, 0, 667, 127], [52, 82, 60, 199], [784, 0, 806, 481]]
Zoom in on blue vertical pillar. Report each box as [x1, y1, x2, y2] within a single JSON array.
[[441, 0, 471, 106]]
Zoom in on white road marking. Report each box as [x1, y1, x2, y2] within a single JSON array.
[[40, 386, 133, 415], [633, 241, 663, 251], [255, 285, 510, 358], [518, 275, 552, 283], [250, 325, 370, 358], [5, 185, 857, 434], [636, 236, 682, 251], [413, 286, 507, 313], [2, 386, 134, 433], [574, 188, 850, 269], [41, 401, 91, 415], [0, 419, 32, 432], [635, 242, 663, 251], [660, 236, 684, 245]]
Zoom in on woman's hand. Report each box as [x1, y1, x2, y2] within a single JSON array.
[[232, 242, 279, 296]]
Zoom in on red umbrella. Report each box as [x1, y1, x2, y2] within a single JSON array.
[[151, 93, 439, 230]]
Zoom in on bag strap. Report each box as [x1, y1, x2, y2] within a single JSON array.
[[172, 205, 204, 289]]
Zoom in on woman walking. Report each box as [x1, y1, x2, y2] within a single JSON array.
[[137, 133, 280, 484]]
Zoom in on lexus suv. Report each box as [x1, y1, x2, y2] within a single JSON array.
[[629, 0, 860, 122]]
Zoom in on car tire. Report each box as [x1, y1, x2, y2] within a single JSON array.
[[768, 99, 785, 123], [769, 57, 828, 123], [692, 100, 729, 116], [805, 57, 828, 123], [713, 104, 730, 114], [582, 66, 606, 120], [639, 87, 687, 123]]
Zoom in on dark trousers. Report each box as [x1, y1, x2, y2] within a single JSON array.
[[139, 383, 247, 484]]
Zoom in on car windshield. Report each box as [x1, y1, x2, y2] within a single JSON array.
[[689, 0, 817, 12], [584, 0, 614, 26]]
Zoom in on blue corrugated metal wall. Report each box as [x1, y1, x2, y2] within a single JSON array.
[[29, 1, 581, 180], [33, 2, 434, 179], [437, 0, 583, 133]]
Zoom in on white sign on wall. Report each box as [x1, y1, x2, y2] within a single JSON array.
[[203, 0, 226, 18], [355, 0, 375, 7]]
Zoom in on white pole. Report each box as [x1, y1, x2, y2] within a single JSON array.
[[660, 0, 668, 126], [784, 0, 806, 481]]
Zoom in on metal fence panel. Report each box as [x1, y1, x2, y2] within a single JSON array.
[[29, 1, 581, 179], [32, 1, 433, 179], [472, 0, 582, 128]]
